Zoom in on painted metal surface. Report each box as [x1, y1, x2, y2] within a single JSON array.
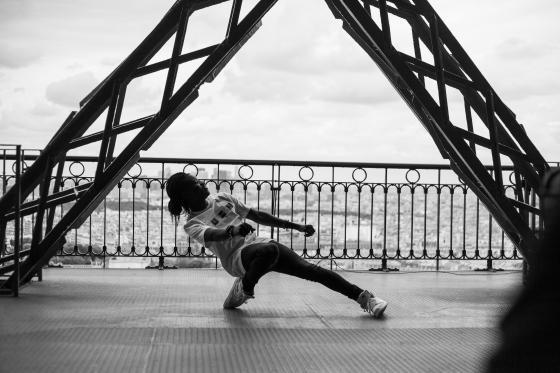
[[0, 268, 519, 372]]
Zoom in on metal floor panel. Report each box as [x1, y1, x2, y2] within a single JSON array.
[[0, 268, 521, 373]]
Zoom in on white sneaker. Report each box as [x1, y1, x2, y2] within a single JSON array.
[[357, 290, 388, 318], [223, 277, 254, 309]]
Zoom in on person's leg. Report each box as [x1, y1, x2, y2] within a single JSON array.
[[271, 242, 363, 301], [240, 241, 387, 316], [240, 242, 280, 296]]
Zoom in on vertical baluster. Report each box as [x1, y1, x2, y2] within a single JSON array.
[[146, 179, 150, 253], [382, 168, 388, 270], [370, 185, 374, 257], [118, 182, 122, 254], [303, 178, 309, 256], [13, 145, 21, 296], [291, 181, 295, 251], [488, 209, 493, 270], [270, 164, 275, 240], [21, 150, 25, 260], [397, 186, 401, 258], [257, 181, 261, 236], [317, 181, 321, 256], [132, 180, 136, 253], [160, 163, 164, 254], [277, 165, 282, 242], [343, 184, 348, 256], [330, 167, 335, 268], [423, 188, 428, 258], [0, 149, 6, 260], [103, 194, 107, 269], [357, 183, 361, 257], [88, 209, 92, 256], [410, 187, 415, 258], [449, 188, 454, 258], [475, 198, 480, 258], [462, 187, 467, 258], [436, 170, 441, 270]]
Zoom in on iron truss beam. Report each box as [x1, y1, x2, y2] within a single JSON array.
[[0, 0, 548, 292], [324, 0, 547, 259]]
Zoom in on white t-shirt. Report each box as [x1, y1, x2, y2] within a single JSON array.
[[184, 193, 272, 277]]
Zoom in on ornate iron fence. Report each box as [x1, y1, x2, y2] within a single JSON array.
[[3, 151, 556, 271]]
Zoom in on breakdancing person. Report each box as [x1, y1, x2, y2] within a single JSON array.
[[166, 172, 388, 317]]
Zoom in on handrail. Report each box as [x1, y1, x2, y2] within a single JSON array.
[[4, 153, 558, 170]]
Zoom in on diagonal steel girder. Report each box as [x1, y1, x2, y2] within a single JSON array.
[[323, 0, 547, 259], [0, 0, 549, 290]]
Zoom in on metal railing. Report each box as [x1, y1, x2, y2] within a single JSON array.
[[3, 152, 556, 271], [0, 145, 22, 295]]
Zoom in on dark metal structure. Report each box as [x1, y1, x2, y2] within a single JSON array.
[[0, 0, 549, 294]]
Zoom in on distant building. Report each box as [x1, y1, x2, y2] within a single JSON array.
[[198, 168, 208, 179], [211, 168, 233, 180]]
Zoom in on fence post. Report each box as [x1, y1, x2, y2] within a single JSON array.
[[13, 145, 21, 296]]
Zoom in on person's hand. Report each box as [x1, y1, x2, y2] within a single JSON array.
[[234, 222, 255, 237], [298, 224, 315, 237]]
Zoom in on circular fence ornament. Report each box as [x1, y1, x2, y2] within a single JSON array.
[[237, 165, 254, 180], [182, 163, 199, 177], [405, 168, 420, 184], [69, 161, 85, 177], [11, 161, 29, 174], [508, 171, 516, 186], [127, 163, 143, 178], [298, 166, 314, 182], [352, 167, 367, 183]]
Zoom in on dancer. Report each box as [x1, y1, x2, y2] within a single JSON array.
[[166, 172, 387, 317]]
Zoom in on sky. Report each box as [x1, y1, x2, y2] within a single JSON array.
[[0, 0, 559, 164]]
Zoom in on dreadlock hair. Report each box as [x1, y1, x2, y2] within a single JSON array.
[[165, 172, 195, 223]]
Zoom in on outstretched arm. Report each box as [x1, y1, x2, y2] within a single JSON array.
[[246, 209, 315, 237]]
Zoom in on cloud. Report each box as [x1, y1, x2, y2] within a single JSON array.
[[494, 38, 551, 60], [244, 32, 375, 77], [488, 68, 560, 101], [30, 101, 59, 117], [0, 43, 42, 68], [218, 64, 399, 107], [45, 71, 98, 107], [313, 73, 400, 106], [101, 56, 121, 66]]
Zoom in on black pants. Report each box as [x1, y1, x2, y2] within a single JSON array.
[[240, 241, 363, 301]]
